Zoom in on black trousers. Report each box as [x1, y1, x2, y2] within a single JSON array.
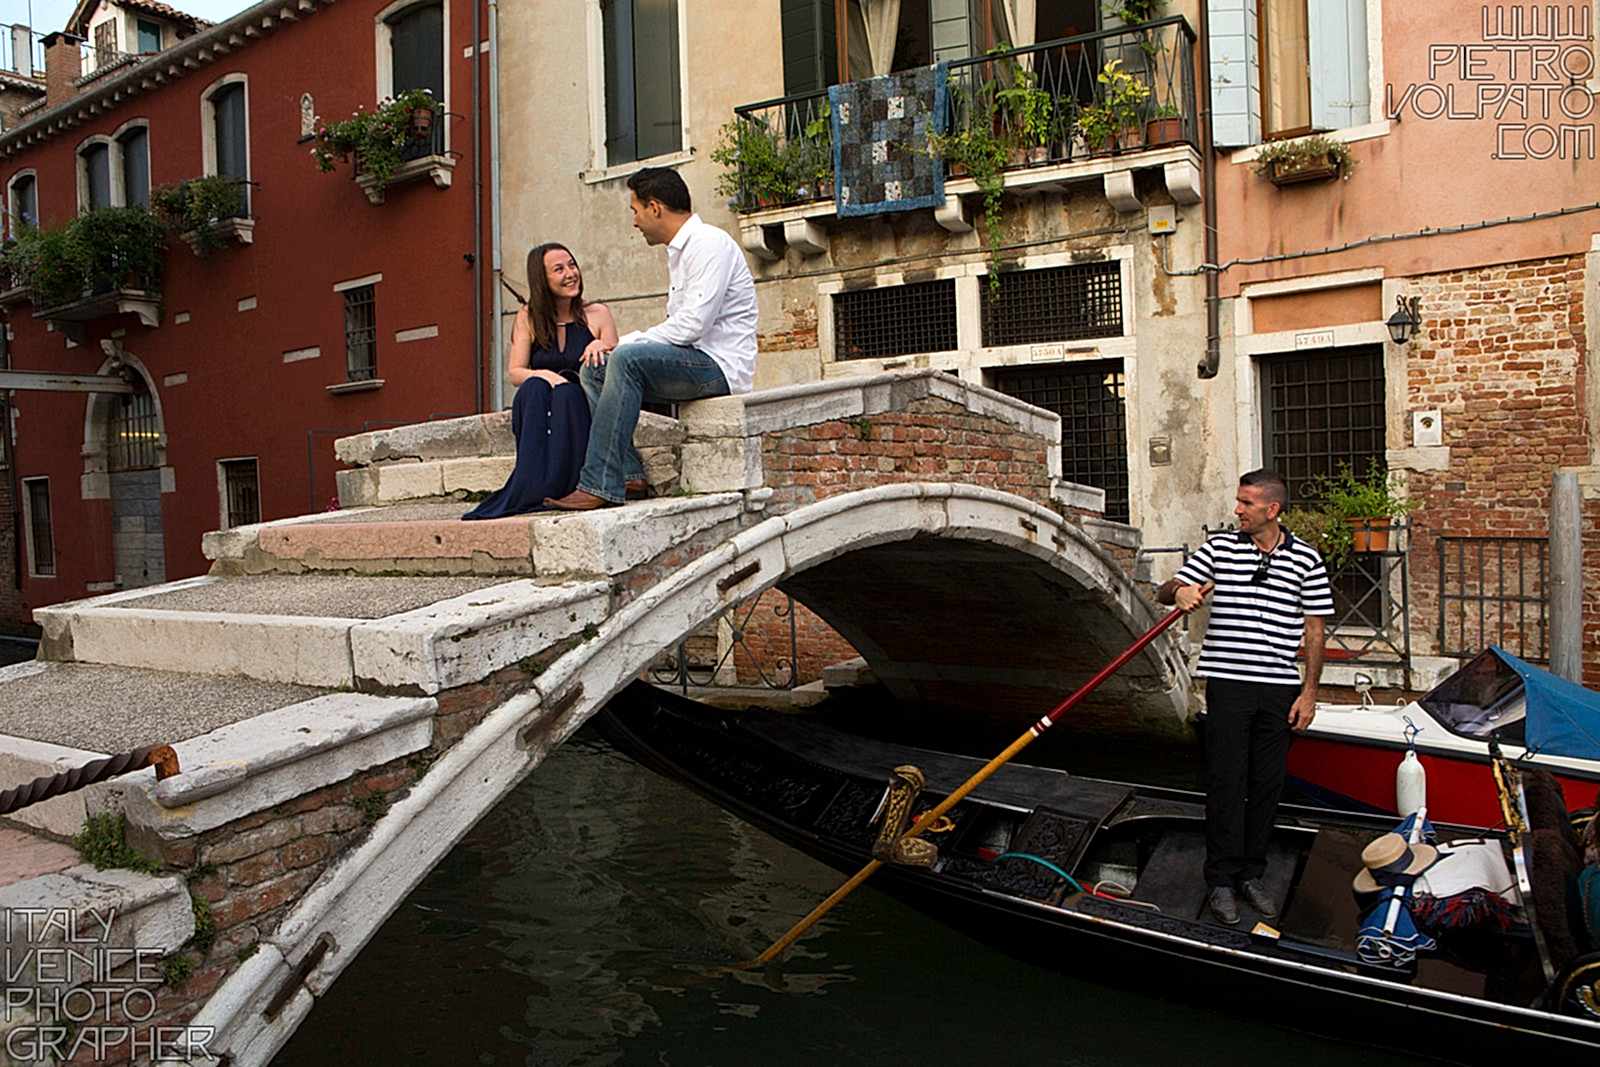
[[1202, 677, 1300, 888]]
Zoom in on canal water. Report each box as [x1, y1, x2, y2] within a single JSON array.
[[276, 711, 1434, 1067]]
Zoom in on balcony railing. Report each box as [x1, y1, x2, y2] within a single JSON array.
[[725, 16, 1198, 215]]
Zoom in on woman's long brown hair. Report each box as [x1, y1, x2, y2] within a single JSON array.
[[525, 242, 586, 353]]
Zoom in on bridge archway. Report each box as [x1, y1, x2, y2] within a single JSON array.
[[203, 483, 1188, 1062]]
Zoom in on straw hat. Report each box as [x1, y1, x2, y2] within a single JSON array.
[[1352, 832, 1439, 893]]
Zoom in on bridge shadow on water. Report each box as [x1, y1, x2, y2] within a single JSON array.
[[273, 690, 1433, 1067]]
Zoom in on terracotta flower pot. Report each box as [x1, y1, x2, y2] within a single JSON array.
[[1348, 517, 1391, 553], [408, 106, 435, 142], [1145, 117, 1182, 146]]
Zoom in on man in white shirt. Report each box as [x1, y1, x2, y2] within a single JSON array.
[[545, 168, 758, 510]]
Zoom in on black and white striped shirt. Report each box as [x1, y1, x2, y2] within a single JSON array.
[[1174, 529, 1335, 686]]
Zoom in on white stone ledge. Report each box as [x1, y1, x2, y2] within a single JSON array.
[[1081, 515, 1140, 549], [531, 494, 744, 576], [0, 732, 113, 838], [1052, 480, 1108, 514], [349, 581, 610, 694], [0, 865, 193, 991], [202, 509, 377, 562], [124, 693, 437, 837]]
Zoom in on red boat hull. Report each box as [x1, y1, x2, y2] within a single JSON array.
[[1287, 735, 1600, 826]]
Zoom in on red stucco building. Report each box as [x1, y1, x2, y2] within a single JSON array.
[[0, 0, 492, 624]]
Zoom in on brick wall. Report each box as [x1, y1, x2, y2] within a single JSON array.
[[741, 394, 1058, 685], [734, 589, 860, 685], [1400, 253, 1598, 684], [756, 301, 819, 353]]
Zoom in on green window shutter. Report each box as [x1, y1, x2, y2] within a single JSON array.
[[782, 0, 838, 95]]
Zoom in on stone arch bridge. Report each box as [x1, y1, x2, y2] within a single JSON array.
[[0, 370, 1188, 1066]]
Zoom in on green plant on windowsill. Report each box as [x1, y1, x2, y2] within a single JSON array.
[[1253, 134, 1355, 183], [152, 176, 247, 255], [1096, 58, 1152, 149], [996, 64, 1054, 159], [311, 88, 438, 190], [1279, 506, 1356, 572], [800, 100, 835, 200], [712, 117, 801, 211], [1312, 460, 1418, 556], [928, 117, 1009, 293]]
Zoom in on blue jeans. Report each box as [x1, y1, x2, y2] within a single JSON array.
[[578, 340, 730, 502]]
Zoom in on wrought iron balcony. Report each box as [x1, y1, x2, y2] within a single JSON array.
[[724, 16, 1201, 257]]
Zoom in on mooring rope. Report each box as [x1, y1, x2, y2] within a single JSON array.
[[0, 744, 179, 818]]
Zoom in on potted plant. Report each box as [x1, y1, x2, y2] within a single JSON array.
[[152, 176, 248, 255], [1314, 461, 1418, 554], [1144, 101, 1183, 146], [1280, 505, 1356, 572], [1254, 134, 1355, 186], [800, 101, 834, 200], [311, 88, 440, 191], [1096, 59, 1151, 152], [712, 117, 799, 210], [407, 92, 436, 141], [928, 114, 1009, 291], [996, 65, 1054, 165], [1, 207, 164, 310]]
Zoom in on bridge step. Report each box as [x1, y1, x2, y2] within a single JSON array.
[[204, 494, 748, 578], [332, 410, 688, 508], [32, 574, 610, 694]]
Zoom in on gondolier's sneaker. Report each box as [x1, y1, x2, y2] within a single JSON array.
[[1207, 886, 1240, 926], [1239, 878, 1278, 918]]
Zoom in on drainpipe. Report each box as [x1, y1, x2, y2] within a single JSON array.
[[488, 0, 504, 411], [471, 0, 485, 413], [1196, 1, 1221, 379]]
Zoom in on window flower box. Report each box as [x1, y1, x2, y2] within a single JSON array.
[[1255, 135, 1355, 188]]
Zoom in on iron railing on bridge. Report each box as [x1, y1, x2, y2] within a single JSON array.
[[725, 16, 1198, 213], [651, 591, 799, 694], [1436, 535, 1549, 664]]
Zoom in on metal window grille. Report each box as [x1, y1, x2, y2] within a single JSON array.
[[980, 262, 1123, 347], [344, 285, 378, 381], [1262, 345, 1387, 627], [221, 459, 261, 529], [108, 388, 159, 471], [991, 360, 1129, 523], [25, 479, 53, 576], [832, 280, 958, 361], [1437, 536, 1548, 663]]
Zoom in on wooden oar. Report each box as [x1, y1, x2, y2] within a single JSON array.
[[750, 589, 1209, 966]]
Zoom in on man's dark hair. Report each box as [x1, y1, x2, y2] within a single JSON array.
[[626, 167, 692, 213], [1239, 468, 1289, 510]]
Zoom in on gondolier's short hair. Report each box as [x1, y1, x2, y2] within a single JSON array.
[[1239, 468, 1289, 510], [627, 167, 692, 213]]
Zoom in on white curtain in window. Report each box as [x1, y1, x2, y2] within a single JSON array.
[[858, 0, 902, 74]]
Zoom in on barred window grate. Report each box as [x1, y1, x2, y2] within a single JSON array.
[[1263, 346, 1386, 503], [221, 458, 260, 529], [108, 387, 159, 471], [345, 285, 378, 381], [833, 280, 958, 361], [25, 478, 53, 576], [1263, 345, 1387, 627], [980, 262, 1123, 348], [991, 360, 1129, 523]]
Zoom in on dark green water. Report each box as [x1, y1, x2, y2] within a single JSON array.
[[275, 725, 1430, 1067]]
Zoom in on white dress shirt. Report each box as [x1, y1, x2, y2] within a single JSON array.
[[620, 213, 758, 394]]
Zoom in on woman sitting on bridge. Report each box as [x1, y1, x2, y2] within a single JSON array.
[[464, 243, 619, 519]]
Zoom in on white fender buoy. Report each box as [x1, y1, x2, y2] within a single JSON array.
[[1397, 748, 1427, 816]]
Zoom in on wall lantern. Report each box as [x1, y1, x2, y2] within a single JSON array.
[[1387, 295, 1422, 345]]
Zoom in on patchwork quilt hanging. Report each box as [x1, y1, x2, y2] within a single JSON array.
[[828, 64, 948, 218]]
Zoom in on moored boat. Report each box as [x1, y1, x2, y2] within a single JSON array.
[[599, 682, 1600, 1064], [1293, 647, 1600, 825]]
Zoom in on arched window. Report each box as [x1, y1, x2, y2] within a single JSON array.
[[6, 172, 37, 237], [379, 1, 446, 156]]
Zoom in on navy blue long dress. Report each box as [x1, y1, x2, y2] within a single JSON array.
[[462, 319, 594, 519]]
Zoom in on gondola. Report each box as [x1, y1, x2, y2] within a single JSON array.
[[597, 682, 1600, 1065]]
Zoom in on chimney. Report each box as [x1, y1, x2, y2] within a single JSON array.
[[41, 32, 83, 109]]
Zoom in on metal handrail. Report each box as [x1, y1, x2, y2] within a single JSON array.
[[0, 743, 179, 817]]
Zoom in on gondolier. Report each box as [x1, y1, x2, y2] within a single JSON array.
[[1159, 468, 1334, 926]]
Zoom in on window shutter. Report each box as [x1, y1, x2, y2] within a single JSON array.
[[213, 85, 249, 214], [1209, 0, 1260, 146], [1309, 0, 1368, 130], [632, 0, 681, 161], [120, 129, 149, 208], [389, 3, 444, 99], [930, 0, 973, 62], [84, 145, 111, 210], [782, 0, 838, 95], [13, 176, 36, 229], [602, 0, 638, 163]]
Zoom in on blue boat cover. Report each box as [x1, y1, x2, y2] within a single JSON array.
[[1491, 646, 1600, 761]]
